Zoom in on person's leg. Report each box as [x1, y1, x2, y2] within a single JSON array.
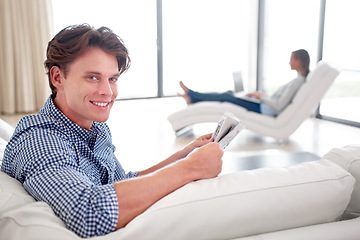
[[188, 90, 261, 113]]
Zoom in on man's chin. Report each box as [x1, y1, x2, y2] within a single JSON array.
[[94, 117, 109, 123], [93, 113, 110, 123]]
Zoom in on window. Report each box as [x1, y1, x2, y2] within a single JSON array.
[[52, 0, 158, 99], [319, 0, 360, 124], [162, 0, 257, 95], [51, 0, 360, 127], [260, 0, 320, 94]]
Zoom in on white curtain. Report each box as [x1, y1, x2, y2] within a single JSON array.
[[0, 0, 53, 114]]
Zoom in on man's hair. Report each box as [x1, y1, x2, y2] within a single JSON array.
[[292, 49, 310, 77], [44, 24, 131, 97]]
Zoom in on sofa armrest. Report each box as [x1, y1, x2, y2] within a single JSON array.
[[323, 144, 360, 219], [238, 217, 360, 240]]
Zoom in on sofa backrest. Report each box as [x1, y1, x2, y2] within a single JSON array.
[[0, 119, 14, 165], [323, 144, 360, 220], [0, 119, 15, 142]]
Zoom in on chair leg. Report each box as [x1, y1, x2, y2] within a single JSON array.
[[175, 126, 194, 136]]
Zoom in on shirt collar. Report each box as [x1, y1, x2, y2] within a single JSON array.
[[40, 96, 100, 143]]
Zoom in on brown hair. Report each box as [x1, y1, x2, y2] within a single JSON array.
[[292, 49, 310, 77], [44, 24, 131, 97]]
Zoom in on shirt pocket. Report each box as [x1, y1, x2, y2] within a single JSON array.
[[78, 155, 102, 185]]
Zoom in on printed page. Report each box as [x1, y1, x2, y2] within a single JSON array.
[[212, 112, 245, 149]]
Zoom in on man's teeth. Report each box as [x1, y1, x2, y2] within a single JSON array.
[[92, 102, 108, 107]]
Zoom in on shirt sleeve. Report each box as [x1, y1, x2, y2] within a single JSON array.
[[114, 158, 138, 181], [13, 129, 119, 238], [261, 76, 305, 114]]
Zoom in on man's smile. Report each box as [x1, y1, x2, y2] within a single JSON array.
[[90, 101, 111, 107]]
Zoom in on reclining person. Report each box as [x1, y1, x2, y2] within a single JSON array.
[[1, 24, 223, 238], [179, 49, 310, 116]]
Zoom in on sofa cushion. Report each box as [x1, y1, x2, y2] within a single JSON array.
[[323, 144, 360, 219], [0, 155, 355, 240], [0, 137, 6, 165], [0, 119, 14, 142], [111, 159, 354, 240], [237, 217, 360, 240], [0, 171, 79, 240]]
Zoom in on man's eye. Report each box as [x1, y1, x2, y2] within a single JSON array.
[[89, 76, 98, 80], [109, 77, 119, 82]]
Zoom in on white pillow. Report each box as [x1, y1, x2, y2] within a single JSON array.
[[0, 119, 14, 142], [0, 137, 7, 165], [110, 159, 354, 240], [0, 171, 79, 240]]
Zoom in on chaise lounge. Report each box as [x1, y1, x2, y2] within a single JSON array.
[[167, 61, 340, 141]]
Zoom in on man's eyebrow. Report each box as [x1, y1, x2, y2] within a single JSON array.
[[85, 71, 101, 75], [85, 71, 121, 77]]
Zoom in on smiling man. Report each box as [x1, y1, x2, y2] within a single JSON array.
[[51, 47, 119, 129], [1, 24, 223, 238]]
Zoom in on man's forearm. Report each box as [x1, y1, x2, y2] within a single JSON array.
[[137, 150, 185, 177], [137, 143, 199, 177], [114, 159, 194, 229], [114, 142, 223, 229]]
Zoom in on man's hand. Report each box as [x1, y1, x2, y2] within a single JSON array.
[[180, 133, 214, 159], [181, 141, 223, 181]]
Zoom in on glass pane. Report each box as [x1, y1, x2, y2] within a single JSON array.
[[319, 0, 360, 123], [262, 0, 320, 94], [320, 71, 360, 122], [323, 0, 360, 70], [162, 0, 257, 95], [52, 0, 157, 99]]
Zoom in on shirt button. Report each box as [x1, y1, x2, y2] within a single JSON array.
[[92, 176, 95, 181]]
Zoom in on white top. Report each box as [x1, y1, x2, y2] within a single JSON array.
[[261, 75, 306, 115]]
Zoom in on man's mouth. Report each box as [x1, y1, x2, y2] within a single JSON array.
[[91, 101, 110, 107]]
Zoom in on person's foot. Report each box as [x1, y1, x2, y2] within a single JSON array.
[[179, 81, 189, 93], [177, 93, 191, 105], [178, 81, 191, 105]]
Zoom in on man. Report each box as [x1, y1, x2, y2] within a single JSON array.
[[1, 24, 223, 238]]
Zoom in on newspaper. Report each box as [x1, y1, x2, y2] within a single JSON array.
[[212, 112, 245, 149]]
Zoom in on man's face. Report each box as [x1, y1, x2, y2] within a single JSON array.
[[52, 47, 120, 129]]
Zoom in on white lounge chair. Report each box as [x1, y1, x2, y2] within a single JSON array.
[[167, 61, 340, 141]]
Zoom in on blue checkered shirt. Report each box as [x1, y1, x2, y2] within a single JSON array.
[[1, 96, 138, 238]]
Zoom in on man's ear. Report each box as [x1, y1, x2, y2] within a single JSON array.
[[50, 66, 63, 89]]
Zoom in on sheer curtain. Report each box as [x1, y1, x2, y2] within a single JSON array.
[[0, 0, 53, 114]]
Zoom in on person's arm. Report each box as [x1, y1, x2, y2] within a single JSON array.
[[261, 76, 305, 112], [138, 133, 214, 176], [247, 91, 264, 99], [114, 139, 223, 229]]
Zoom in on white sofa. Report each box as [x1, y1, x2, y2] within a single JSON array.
[[168, 61, 340, 141], [1, 118, 360, 240]]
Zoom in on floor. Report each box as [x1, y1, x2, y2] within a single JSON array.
[[1, 97, 359, 174]]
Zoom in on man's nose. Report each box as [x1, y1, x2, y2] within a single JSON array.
[[99, 80, 113, 96]]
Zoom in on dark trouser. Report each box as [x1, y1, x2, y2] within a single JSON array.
[[188, 90, 261, 113]]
